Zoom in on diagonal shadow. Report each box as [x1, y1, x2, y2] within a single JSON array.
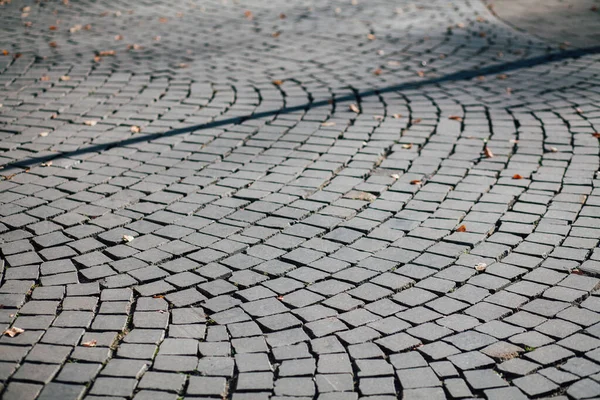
[[6, 45, 600, 170]]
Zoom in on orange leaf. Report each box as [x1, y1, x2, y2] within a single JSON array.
[[49, 25, 58, 30], [484, 147, 494, 158], [512, 174, 523, 180], [60, 75, 70, 81], [3, 327, 24, 337], [416, 70, 425, 77], [373, 68, 383, 76], [593, 132, 600, 138], [448, 115, 462, 121], [2, 50, 9, 56], [98, 50, 115, 56], [349, 104, 360, 113], [82, 339, 97, 347], [40, 75, 50, 81], [410, 180, 422, 185], [153, 294, 165, 299], [272, 79, 283, 86], [244, 10, 253, 20], [412, 118, 422, 124], [49, 41, 58, 48], [456, 225, 467, 232]]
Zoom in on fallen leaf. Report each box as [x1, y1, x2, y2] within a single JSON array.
[[416, 70, 425, 77], [3, 174, 17, 181], [84, 24, 92, 30], [476, 16, 486, 22], [410, 180, 422, 185], [93, 56, 102, 63], [272, 31, 281, 38], [244, 10, 253, 20], [549, 147, 558, 153], [391, 174, 401, 180], [392, 113, 402, 119], [82, 339, 97, 347], [49, 41, 58, 48], [49, 25, 58, 30], [40, 75, 50, 81], [279, 13, 286, 19], [153, 295, 165, 299], [456, 225, 467, 232], [60, 75, 70, 81], [272, 79, 283, 86], [512, 174, 523, 180], [159, 17, 168, 23], [349, 104, 360, 113], [114, 34, 124, 40], [39, 132, 49, 137], [373, 68, 383, 76], [69, 24, 82, 33], [402, 143, 413, 149], [593, 132, 600, 138], [448, 115, 462, 121], [1, 50, 9, 56], [484, 147, 494, 158], [98, 50, 115, 56], [367, 33, 376, 40], [3, 327, 24, 337], [130, 126, 141, 133], [475, 263, 487, 271], [41, 161, 53, 167], [321, 122, 336, 127], [412, 118, 422, 124], [572, 268, 584, 275], [84, 120, 97, 126], [122, 235, 134, 242]]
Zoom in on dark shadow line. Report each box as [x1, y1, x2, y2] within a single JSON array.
[[7, 45, 600, 170]]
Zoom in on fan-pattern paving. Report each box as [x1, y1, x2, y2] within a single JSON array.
[[1, 0, 600, 399]]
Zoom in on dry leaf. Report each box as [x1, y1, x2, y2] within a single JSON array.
[[416, 70, 425, 77], [410, 180, 422, 185], [272, 79, 283, 86], [592, 132, 600, 138], [367, 33, 376, 40], [412, 118, 422, 124], [512, 174, 523, 180], [272, 31, 281, 38], [392, 113, 402, 119], [84, 24, 92, 30], [98, 50, 115, 56], [130, 126, 141, 133], [114, 34, 124, 40], [475, 263, 487, 271], [484, 147, 494, 158], [69, 24, 82, 33], [456, 225, 467, 232], [1, 50, 9, 56], [391, 174, 401, 180], [39, 132, 49, 137], [373, 68, 383, 76], [279, 13, 286, 19], [122, 235, 134, 242], [349, 104, 360, 113], [60, 75, 70, 81], [41, 75, 50, 81], [49, 41, 58, 48], [321, 122, 336, 127], [153, 294, 165, 299], [549, 147, 558, 153], [41, 161, 53, 167], [402, 143, 413, 149], [159, 17, 168, 23], [49, 25, 58, 31], [84, 120, 97, 126], [93, 56, 102, 63], [572, 268, 584, 275], [244, 10, 253, 20], [448, 115, 462, 121], [3, 327, 24, 337], [82, 339, 97, 347]]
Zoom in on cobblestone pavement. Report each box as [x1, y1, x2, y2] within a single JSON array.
[[0, 0, 600, 399]]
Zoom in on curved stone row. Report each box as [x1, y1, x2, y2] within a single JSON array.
[[0, 0, 599, 399]]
